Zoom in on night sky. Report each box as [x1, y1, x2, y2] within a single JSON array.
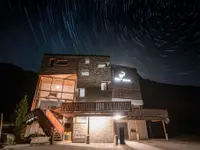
[[1, 0, 200, 86]]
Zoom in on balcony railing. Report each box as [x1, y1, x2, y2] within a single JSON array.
[[60, 101, 132, 113], [128, 109, 168, 120]]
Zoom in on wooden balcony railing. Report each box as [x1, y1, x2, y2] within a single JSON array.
[[60, 101, 132, 113], [128, 109, 168, 120]]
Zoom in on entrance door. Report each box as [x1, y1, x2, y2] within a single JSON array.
[[116, 122, 128, 139], [64, 122, 73, 142]]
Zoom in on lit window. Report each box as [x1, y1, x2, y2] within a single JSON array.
[[75, 117, 88, 123], [79, 88, 85, 97], [81, 71, 89, 76], [98, 64, 106, 68], [101, 82, 108, 91], [56, 60, 68, 66], [48, 58, 55, 67], [85, 58, 90, 64]]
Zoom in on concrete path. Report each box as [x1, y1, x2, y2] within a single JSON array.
[[5, 143, 134, 150], [5, 140, 200, 150], [126, 140, 200, 150]]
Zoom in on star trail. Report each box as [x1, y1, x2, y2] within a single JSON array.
[[0, 0, 200, 86]]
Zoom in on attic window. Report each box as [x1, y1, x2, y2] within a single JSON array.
[[81, 71, 89, 76], [98, 64, 106, 68], [85, 58, 90, 64], [56, 60, 68, 66], [49, 58, 55, 67]]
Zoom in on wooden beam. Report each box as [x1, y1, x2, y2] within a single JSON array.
[[135, 120, 140, 141], [162, 120, 168, 140], [39, 89, 74, 94]]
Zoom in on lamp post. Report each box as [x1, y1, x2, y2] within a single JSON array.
[[86, 117, 90, 144]]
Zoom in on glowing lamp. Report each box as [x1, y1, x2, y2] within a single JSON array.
[[115, 77, 121, 81], [56, 85, 60, 89], [114, 114, 123, 120], [122, 79, 131, 82]]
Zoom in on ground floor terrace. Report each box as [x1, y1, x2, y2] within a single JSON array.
[[25, 102, 169, 144]]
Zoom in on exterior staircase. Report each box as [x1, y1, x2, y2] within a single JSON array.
[[26, 108, 64, 142]]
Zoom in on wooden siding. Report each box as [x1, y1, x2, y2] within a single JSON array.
[[111, 65, 142, 100], [40, 55, 79, 75]]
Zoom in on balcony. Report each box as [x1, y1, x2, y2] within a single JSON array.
[[58, 102, 168, 121], [60, 101, 132, 114], [128, 109, 168, 120]]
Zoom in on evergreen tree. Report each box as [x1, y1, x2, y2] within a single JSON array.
[[14, 94, 29, 142]]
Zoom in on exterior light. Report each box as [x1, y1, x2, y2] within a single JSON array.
[[114, 71, 131, 83], [119, 71, 125, 79], [115, 77, 121, 81], [114, 114, 123, 120], [122, 79, 131, 82], [56, 85, 60, 89]]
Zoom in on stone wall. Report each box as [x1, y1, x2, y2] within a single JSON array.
[[73, 123, 87, 143], [90, 117, 114, 143], [72, 117, 114, 143]]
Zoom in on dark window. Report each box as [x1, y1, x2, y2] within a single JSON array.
[[49, 58, 55, 67], [56, 60, 68, 66], [64, 123, 71, 129]]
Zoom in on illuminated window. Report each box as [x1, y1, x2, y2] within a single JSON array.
[[101, 82, 108, 91], [75, 117, 88, 123], [79, 88, 85, 97], [98, 64, 106, 68], [85, 58, 90, 64], [56, 60, 68, 66], [48, 58, 55, 67], [81, 71, 89, 76]]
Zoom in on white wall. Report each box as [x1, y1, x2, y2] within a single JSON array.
[[127, 120, 148, 140]]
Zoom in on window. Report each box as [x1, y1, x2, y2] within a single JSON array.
[[97, 63, 106, 68], [48, 58, 55, 67], [75, 117, 88, 123], [85, 58, 90, 64], [79, 88, 85, 97], [101, 82, 108, 91], [81, 71, 89, 76], [56, 60, 68, 66]]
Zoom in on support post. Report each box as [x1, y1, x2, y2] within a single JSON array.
[[113, 119, 118, 145], [135, 120, 140, 141], [162, 120, 168, 140], [86, 117, 90, 144]]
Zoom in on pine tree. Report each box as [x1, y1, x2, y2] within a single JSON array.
[[14, 94, 29, 142]]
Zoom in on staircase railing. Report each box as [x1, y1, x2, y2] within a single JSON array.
[[26, 108, 53, 137], [45, 109, 64, 137]]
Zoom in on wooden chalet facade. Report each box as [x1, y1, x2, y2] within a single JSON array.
[[25, 54, 169, 144]]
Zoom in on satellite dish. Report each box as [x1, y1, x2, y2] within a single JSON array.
[[165, 118, 170, 124]]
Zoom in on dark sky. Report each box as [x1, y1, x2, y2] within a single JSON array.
[[1, 0, 200, 86]]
